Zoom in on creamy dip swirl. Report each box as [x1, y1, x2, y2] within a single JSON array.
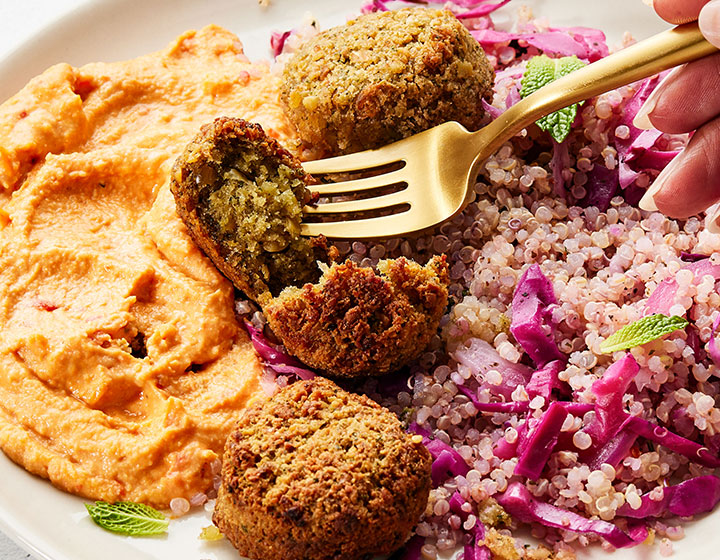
[[0, 25, 296, 506]]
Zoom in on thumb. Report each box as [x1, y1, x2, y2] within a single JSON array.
[[700, 0, 720, 48]]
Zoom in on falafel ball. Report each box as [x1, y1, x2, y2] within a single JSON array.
[[170, 117, 328, 304], [280, 8, 495, 155], [213, 377, 432, 560], [263, 255, 449, 378]]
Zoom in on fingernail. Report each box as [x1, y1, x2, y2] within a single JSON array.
[[632, 65, 685, 130], [706, 206, 720, 234], [700, 0, 720, 48], [638, 152, 684, 211]]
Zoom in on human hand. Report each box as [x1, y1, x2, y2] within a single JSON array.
[[637, 0, 720, 231]]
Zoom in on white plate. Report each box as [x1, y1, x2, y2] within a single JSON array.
[[0, 1, 709, 560]]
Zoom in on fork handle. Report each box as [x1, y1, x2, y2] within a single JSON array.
[[471, 22, 718, 162]]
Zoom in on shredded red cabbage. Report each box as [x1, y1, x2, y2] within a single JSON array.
[[584, 354, 639, 446], [685, 324, 707, 363], [361, 0, 511, 18], [457, 384, 531, 413], [510, 264, 564, 367], [645, 258, 720, 316], [617, 475, 720, 518], [481, 98, 503, 120], [497, 482, 647, 548], [680, 252, 710, 263], [707, 313, 720, 366], [448, 492, 492, 560], [452, 338, 533, 399], [578, 163, 619, 212], [514, 402, 569, 479], [471, 27, 607, 60], [389, 534, 425, 560], [408, 423, 471, 485], [270, 30, 292, 57], [625, 416, 720, 468], [244, 322, 316, 380], [550, 139, 571, 195], [527, 359, 567, 400]]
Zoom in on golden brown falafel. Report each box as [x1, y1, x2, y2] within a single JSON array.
[[263, 255, 449, 378], [213, 377, 432, 560], [280, 8, 495, 155], [170, 117, 328, 304]]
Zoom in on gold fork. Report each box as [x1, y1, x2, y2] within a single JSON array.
[[300, 22, 716, 239]]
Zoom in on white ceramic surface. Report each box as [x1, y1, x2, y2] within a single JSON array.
[[0, 2, 707, 560]]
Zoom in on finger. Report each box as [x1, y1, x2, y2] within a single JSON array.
[[652, 0, 709, 23], [700, 0, 720, 47], [639, 115, 720, 217], [640, 53, 720, 134]]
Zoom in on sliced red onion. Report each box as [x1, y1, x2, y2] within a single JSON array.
[[496, 483, 646, 548]]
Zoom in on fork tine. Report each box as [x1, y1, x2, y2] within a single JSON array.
[[303, 191, 409, 215], [301, 148, 404, 175], [301, 211, 422, 239], [310, 168, 407, 195]]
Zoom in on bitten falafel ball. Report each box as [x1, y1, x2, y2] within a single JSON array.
[[213, 377, 432, 560], [280, 8, 495, 155], [170, 117, 328, 304], [263, 255, 449, 378]]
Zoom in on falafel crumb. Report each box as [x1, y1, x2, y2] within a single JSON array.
[[263, 255, 449, 378]]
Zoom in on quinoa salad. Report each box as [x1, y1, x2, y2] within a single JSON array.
[[251, 1, 720, 559]]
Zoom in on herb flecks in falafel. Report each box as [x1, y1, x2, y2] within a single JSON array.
[[170, 117, 328, 305], [281, 8, 495, 155], [213, 377, 432, 560]]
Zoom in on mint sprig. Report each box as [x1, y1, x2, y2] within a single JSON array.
[[85, 501, 169, 536], [520, 55, 587, 143], [599, 314, 688, 354]]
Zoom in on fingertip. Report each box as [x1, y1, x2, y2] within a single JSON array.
[[653, 0, 708, 24], [699, 0, 720, 48]]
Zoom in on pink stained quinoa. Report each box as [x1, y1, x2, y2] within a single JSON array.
[[265, 2, 720, 559]]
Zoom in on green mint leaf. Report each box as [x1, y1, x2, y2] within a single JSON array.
[[520, 55, 587, 143], [599, 314, 689, 354], [85, 501, 169, 536]]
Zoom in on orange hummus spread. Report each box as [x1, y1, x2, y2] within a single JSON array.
[[0, 26, 296, 507]]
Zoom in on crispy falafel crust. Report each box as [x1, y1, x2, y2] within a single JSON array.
[[281, 8, 495, 154], [170, 117, 325, 304], [263, 255, 449, 378], [213, 377, 432, 560]]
